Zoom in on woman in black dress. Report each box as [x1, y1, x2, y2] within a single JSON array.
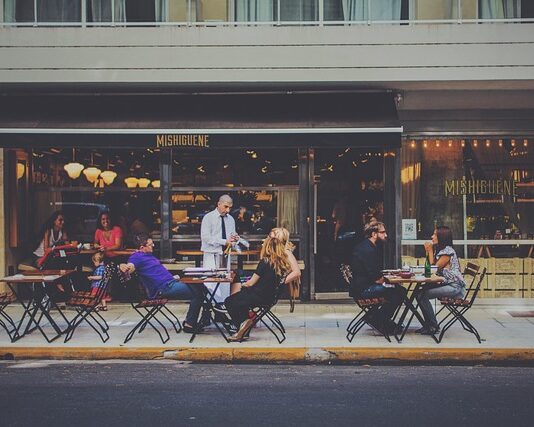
[[225, 232, 300, 341]]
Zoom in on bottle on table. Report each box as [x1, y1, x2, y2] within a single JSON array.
[[424, 253, 432, 278]]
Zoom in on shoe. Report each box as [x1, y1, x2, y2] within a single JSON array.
[[183, 323, 203, 334], [417, 326, 439, 335], [213, 303, 228, 314], [228, 318, 254, 342], [421, 326, 439, 335]]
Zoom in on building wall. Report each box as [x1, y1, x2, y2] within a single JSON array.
[[0, 24, 533, 86]]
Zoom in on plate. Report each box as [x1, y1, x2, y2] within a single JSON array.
[[382, 269, 401, 274]]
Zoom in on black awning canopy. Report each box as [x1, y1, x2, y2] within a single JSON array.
[[0, 92, 401, 148]]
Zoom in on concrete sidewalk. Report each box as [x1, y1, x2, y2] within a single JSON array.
[[2, 299, 534, 364]]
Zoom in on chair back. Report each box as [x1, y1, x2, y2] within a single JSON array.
[[467, 267, 486, 306], [463, 262, 481, 300]]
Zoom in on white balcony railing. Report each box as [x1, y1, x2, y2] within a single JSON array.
[[1, 0, 533, 28]]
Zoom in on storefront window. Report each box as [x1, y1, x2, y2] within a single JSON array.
[[30, 147, 161, 245], [323, 0, 404, 21], [402, 136, 534, 256], [170, 148, 299, 246]]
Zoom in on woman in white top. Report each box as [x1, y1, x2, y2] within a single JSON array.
[[416, 225, 466, 335], [33, 211, 68, 265]]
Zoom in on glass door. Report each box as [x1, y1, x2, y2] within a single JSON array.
[[312, 147, 385, 294]]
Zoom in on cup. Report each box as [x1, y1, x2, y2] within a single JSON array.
[[83, 243, 92, 250]]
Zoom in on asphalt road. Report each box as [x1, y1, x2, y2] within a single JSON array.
[[1, 361, 533, 427]]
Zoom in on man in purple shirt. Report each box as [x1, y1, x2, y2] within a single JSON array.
[[120, 233, 205, 333]]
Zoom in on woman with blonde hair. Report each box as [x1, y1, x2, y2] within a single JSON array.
[[224, 230, 300, 341]]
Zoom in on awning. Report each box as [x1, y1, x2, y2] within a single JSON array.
[[0, 92, 402, 148]]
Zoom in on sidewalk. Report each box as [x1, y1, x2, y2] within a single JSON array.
[[2, 299, 534, 364]]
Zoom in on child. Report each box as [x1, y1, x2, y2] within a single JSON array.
[[88, 252, 107, 311]]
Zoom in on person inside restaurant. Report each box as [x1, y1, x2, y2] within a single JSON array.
[[349, 220, 407, 334], [119, 233, 206, 333], [93, 211, 124, 252], [200, 194, 239, 302], [416, 226, 467, 335], [32, 210, 69, 268], [224, 229, 301, 341]]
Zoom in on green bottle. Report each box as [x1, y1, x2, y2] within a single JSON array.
[[424, 253, 432, 278]]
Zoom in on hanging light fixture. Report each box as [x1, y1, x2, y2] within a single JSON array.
[[100, 155, 117, 185], [16, 162, 26, 180], [100, 170, 117, 185], [64, 148, 85, 179], [124, 177, 139, 188], [151, 180, 160, 188], [138, 177, 151, 188], [83, 152, 101, 183]]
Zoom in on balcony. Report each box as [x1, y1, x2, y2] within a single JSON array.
[[2, 0, 534, 27]]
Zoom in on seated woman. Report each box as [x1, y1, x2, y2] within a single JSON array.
[[224, 229, 300, 341], [416, 225, 467, 335], [94, 211, 123, 252], [33, 210, 69, 267]]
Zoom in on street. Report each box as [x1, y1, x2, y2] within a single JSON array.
[[1, 361, 533, 426]]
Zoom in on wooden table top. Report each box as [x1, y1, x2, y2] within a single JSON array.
[[1, 270, 75, 283], [180, 277, 233, 284], [80, 249, 135, 256], [385, 274, 445, 284], [176, 250, 259, 256]]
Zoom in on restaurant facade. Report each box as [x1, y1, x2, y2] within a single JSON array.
[[1, 0, 534, 300]]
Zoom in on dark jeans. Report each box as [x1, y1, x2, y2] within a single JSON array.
[[156, 280, 206, 326], [225, 288, 265, 328], [357, 284, 407, 326]]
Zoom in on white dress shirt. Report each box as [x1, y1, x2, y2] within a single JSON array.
[[200, 208, 236, 254]]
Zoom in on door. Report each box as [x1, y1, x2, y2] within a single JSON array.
[[311, 147, 386, 295]]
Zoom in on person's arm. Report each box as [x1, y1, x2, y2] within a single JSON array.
[[42, 230, 51, 251], [435, 255, 451, 269], [88, 275, 103, 281], [424, 241, 436, 264], [119, 262, 136, 274], [93, 229, 101, 248], [284, 250, 301, 284], [241, 273, 260, 288]]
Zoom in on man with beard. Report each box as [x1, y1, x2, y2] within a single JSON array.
[[349, 220, 406, 334]]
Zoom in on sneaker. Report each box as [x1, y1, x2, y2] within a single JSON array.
[[213, 303, 228, 314], [183, 323, 203, 334]]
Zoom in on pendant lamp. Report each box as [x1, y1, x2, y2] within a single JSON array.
[[83, 152, 101, 183], [138, 177, 151, 188], [124, 177, 139, 188], [64, 148, 85, 179]]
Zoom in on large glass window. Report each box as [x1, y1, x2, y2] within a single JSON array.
[[170, 147, 300, 246], [402, 136, 534, 256], [324, 0, 404, 21], [30, 147, 161, 245]]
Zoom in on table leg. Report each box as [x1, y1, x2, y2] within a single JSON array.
[[395, 283, 438, 343]]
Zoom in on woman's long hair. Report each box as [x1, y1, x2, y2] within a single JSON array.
[[260, 235, 292, 277], [435, 225, 454, 254], [269, 227, 295, 252]]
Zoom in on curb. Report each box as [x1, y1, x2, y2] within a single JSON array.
[[3, 347, 534, 364]]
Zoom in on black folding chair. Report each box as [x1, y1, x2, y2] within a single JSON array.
[[341, 264, 392, 342], [63, 262, 122, 343], [0, 293, 17, 341], [435, 262, 480, 319], [124, 281, 182, 344], [436, 267, 487, 343], [232, 275, 288, 344], [346, 297, 391, 342]]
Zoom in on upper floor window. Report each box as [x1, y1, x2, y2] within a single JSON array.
[[2, 0, 531, 24]]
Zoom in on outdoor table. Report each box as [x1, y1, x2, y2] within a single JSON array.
[[0, 270, 75, 343], [176, 250, 260, 270], [384, 274, 445, 343], [181, 275, 234, 343]]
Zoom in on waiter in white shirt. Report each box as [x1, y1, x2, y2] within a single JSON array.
[[200, 194, 238, 301]]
